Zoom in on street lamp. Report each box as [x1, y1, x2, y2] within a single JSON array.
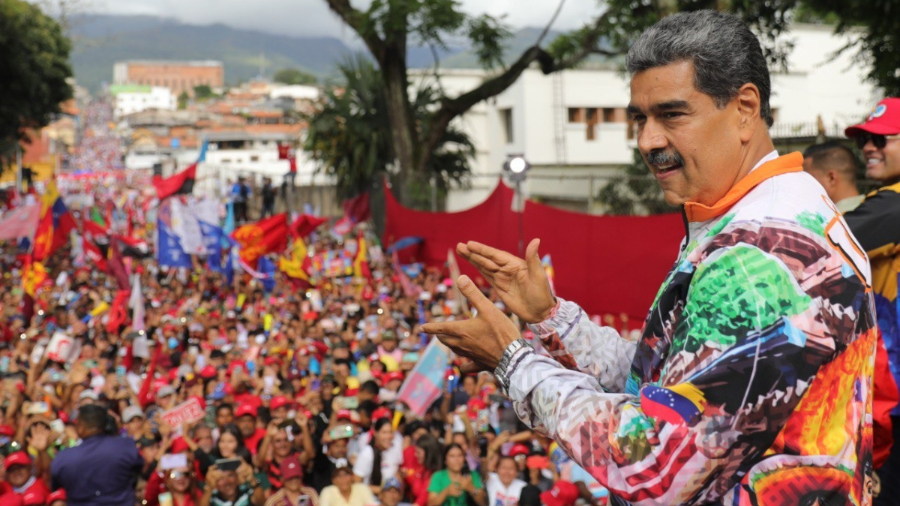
[[503, 154, 531, 255]]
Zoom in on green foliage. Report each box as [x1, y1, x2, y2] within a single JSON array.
[[465, 15, 511, 69], [177, 91, 189, 110], [304, 54, 473, 201], [193, 84, 217, 100], [273, 68, 318, 86], [596, 149, 674, 215], [0, 0, 72, 167]]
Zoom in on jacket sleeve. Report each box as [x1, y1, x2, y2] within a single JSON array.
[[527, 299, 637, 393], [844, 187, 900, 258], [504, 241, 865, 505]]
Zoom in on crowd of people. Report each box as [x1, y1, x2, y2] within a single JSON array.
[[0, 194, 605, 506]]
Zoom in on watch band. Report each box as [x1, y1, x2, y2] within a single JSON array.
[[494, 339, 530, 393]]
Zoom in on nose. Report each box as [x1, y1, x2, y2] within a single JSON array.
[[862, 138, 878, 156], [637, 119, 668, 157]]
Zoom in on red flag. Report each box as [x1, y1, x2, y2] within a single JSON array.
[[277, 143, 291, 160], [232, 213, 290, 265], [342, 192, 371, 224], [106, 290, 131, 333], [290, 214, 327, 238], [393, 250, 420, 298], [152, 163, 197, 200], [108, 240, 131, 291], [32, 183, 76, 262], [84, 239, 108, 272]]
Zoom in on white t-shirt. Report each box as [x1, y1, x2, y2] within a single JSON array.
[[352, 438, 404, 485], [486, 473, 526, 506]]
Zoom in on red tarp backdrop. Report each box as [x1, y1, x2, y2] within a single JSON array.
[[384, 181, 685, 326]]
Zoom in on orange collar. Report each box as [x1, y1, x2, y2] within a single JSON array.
[[683, 152, 803, 223]]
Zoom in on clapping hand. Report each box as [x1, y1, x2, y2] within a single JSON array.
[[457, 239, 555, 324]]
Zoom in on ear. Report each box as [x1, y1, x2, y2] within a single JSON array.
[[735, 83, 762, 143]]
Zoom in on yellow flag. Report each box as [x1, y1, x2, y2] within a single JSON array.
[[23, 261, 47, 297], [279, 238, 310, 281]]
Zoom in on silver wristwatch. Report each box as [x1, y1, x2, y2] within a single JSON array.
[[494, 339, 530, 393]]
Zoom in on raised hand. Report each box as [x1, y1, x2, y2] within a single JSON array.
[[457, 239, 555, 324], [421, 275, 519, 372]]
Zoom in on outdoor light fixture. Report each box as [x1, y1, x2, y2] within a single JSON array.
[[503, 154, 531, 181], [502, 154, 531, 254]]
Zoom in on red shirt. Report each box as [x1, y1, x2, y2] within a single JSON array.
[[6, 476, 50, 506], [244, 428, 267, 455]]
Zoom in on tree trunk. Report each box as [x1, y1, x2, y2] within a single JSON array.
[[381, 42, 421, 208]]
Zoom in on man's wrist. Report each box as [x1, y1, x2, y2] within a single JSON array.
[[494, 339, 531, 393]]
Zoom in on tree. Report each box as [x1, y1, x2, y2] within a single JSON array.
[[273, 68, 318, 86], [0, 0, 72, 168], [596, 149, 674, 216], [304, 54, 473, 209], [177, 91, 189, 110], [193, 84, 217, 100]]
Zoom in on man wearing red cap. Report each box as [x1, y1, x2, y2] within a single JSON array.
[[1, 451, 49, 506], [263, 455, 319, 506], [539, 481, 578, 506], [235, 404, 267, 455], [844, 98, 900, 504]]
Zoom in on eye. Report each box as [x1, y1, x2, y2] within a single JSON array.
[[662, 112, 685, 119]]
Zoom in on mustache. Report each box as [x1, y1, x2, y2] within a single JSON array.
[[646, 150, 684, 166]]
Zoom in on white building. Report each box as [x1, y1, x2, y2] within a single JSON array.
[[111, 85, 176, 118], [422, 23, 880, 212]]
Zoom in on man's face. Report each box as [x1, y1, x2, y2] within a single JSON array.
[[629, 60, 747, 206], [6, 465, 30, 487], [381, 488, 402, 506], [194, 427, 214, 453], [860, 135, 900, 183], [216, 408, 233, 428], [328, 438, 349, 459], [237, 415, 256, 437]]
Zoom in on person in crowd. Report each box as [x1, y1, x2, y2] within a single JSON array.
[[308, 428, 352, 492], [51, 405, 143, 506], [539, 481, 578, 506], [263, 455, 319, 506], [843, 97, 900, 506], [423, 10, 877, 506], [405, 434, 443, 506], [427, 444, 485, 506], [352, 418, 403, 492], [378, 478, 403, 506], [231, 176, 251, 223], [260, 177, 276, 219], [319, 467, 377, 506], [1, 451, 50, 506], [235, 405, 267, 456], [200, 461, 265, 506], [484, 456, 526, 506], [802, 140, 865, 212], [144, 454, 202, 506]]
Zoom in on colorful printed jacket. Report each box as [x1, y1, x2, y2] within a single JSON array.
[[503, 153, 877, 506]]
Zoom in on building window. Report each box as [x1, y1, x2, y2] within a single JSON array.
[[568, 108, 583, 123], [603, 108, 616, 123], [501, 108, 513, 144], [250, 155, 259, 162], [222, 158, 231, 163]]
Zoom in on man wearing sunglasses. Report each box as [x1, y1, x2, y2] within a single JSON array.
[[844, 97, 900, 506]]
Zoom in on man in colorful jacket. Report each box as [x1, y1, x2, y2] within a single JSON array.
[[423, 10, 876, 506]]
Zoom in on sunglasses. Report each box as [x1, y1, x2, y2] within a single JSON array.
[[168, 471, 190, 480], [854, 133, 900, 150]]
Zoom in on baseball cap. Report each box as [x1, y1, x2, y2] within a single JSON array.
[[4, 451, 31, 471], [280, 455, 304, 481], [383, 477, 403, 492], [540, 481, 579, 506], [235, 404, 258, 418], [79, 390, 99, 401], [509, 444, 530, 458], [122, 405, 145, 423], [845, 98, 900, 137], [270, 396, 291, 411], [157, 385, 176, 399]]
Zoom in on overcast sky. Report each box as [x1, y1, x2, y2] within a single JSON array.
[[77, 0, 600, 44]]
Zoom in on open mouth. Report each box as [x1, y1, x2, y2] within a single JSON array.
[[655, 163, 683, 175]]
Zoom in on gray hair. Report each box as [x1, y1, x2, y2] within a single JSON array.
[[626, 10, 773, 127]]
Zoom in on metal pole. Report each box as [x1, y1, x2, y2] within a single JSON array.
[[516, 180, 524, 256], [588, 175, 595, 214], [430, 175, 437, 212]]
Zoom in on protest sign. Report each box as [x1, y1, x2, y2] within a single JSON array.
[[161, 398, 205, 427]]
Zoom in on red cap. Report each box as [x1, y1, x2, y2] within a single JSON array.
[[0, 425, 15, 437], [235, 404, 258, 418], [199, 365, 217, 379], [264, 356, 281, 367], [508, 444, 530, 457], [170, 437, 190, 454], [384, 371, 404, 384], [4, 451, 31, 470], [280, 455, 304, 481], [336, 409, 352, 421], [372, 407, 392, 421], [846, 98, 900, 137], [270, 396, 291, 411], [541, 481, 579, 506]]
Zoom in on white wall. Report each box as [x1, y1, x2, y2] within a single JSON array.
[[114, 87, 176, 117]]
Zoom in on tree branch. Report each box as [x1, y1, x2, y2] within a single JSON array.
[[417, 45, 546, 170], [325, 0, 386, 63], [536, 0, 567, 46]]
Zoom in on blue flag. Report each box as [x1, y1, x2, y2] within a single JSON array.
[[224, 248, 235, 284], [197, 138, 209, 163], [157, 220, 192, 268], [198, 220, 234, 273], [258, 256, 276, 293], [223, 202, 235, 236]]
